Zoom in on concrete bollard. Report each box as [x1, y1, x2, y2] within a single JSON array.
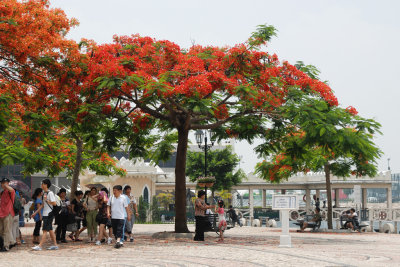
[[239, 218, 246, 226], [382, 223, 395, 234], [252, 219, 261, 227], [268, 219, 277, 228]]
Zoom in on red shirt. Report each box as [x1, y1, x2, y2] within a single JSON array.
[[0, 189, 15, 218]]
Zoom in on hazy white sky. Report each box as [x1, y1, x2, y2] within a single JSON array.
[[52, 0, 400, 174]]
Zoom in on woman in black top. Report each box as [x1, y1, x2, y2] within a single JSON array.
[[55, 188, 69, 243], [95, 191, 109, 245], [70, 190, 85, 241]]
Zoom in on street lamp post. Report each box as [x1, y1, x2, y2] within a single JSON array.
[[388, 158, 391, 171], [195, 130, 215, 203]]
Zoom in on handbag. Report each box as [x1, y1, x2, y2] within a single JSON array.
[[67, 213, 76, 224], [66, 222, 77, 232]]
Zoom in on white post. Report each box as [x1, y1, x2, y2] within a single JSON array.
[[279, 210, 291, 248], [305, 188, 311, 214], [249, 188, 254, 225], [387, 187, 392, 210]]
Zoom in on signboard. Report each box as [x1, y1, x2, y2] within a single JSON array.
[[272, 195, 299, 210], [353, 185, 361, 204]]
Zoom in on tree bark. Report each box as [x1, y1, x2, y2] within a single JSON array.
[[324, 163, 333, 229], [174, 126, 190, 233], [70, 136, 83, 200]]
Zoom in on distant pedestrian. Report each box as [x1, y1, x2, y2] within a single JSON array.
[[194, 190, 214, 241], [30, 188, 43, 244], [101, 188, 113, 243], [70, 190, 85, 241], [95, 191, 109, 246], [84, 187, 98, 242], [55, 188, 69, 243], [0, 177, 15, 252], [215, 200, 227, 242], [123, 185, 138, 242], [32, 179, 58, 251], [107, 185, 130, 249], [226, 205, 239, 227]]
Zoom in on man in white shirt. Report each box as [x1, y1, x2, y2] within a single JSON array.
[[32, 179, 58, 251], [123, 185, 138, 242], [107, 185, 131, 249]]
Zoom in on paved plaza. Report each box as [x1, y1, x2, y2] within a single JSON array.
[[1, 224, 399, 267]]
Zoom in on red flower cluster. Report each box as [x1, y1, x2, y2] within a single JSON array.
[[345, 106, 358, 116]]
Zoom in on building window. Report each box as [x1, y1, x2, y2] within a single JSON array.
[[143, 186, 149, 203]]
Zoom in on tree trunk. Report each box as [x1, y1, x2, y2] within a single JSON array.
[[324, 163, 333, 229], [70, 137, 83, 200], [174, 127, 190, 233]]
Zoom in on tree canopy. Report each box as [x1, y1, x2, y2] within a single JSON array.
[[186, 147, 245, 191]]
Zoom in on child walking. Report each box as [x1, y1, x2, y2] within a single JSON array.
[[216, 200, 227, 242]]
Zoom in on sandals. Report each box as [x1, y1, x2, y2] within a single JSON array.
[[68, 234, 75, 241]]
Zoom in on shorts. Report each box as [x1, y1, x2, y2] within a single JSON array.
[[111, 219, 124, 239], [98, 217, 108, 226], [42, 215, 54, 231]]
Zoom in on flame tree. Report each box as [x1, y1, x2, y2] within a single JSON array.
[[92, 25, 338, 232]]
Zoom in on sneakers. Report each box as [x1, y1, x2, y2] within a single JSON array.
[[47, 246, 59, 250], [32, 246, 42, 251], [95, 241, 101, 246], [114, 241, 122, 249], [107, 237, 112, 244]]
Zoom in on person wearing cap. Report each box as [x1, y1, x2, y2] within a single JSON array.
[[0, 178, 15, 252]]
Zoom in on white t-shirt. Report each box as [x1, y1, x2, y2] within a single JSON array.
[[42, 191, 56, 217], [122, 194, 130, 218], [107, 195, 128, 220]]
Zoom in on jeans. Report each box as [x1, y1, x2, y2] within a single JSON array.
[[0, 214, 13, 249], [86, 210, 98, 236], [125, 214, 135, 234]]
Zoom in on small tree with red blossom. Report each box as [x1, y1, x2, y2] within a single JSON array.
[[255, 89, 381, 229]]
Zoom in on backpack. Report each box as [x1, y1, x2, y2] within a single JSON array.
[[44, 192, 62, 216], [51, 194, 62, 216], [13, 194, 23, 215]]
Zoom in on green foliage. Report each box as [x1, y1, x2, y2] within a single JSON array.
[[156, 193, 174, 210], [138, 196, 148, 223], [255, 89, 382, 182], [151, 195, 161, 222], [248, 24, 278, 48], [186, 146, 245, 191]]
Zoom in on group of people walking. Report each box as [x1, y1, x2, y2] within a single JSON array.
[[0, 178, 138, 252]]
